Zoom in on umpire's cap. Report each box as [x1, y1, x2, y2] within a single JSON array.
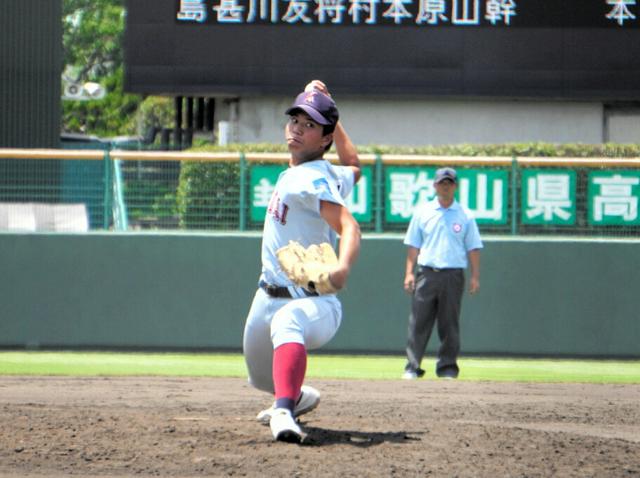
[[286, 90, 339, 129], [434, 167, 458, 184]]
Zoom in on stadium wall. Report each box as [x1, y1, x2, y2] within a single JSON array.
[[0, 233, 637, 358], [222, 97, 630, 146]]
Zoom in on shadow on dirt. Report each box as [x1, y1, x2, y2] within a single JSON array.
[[301, 425, 424, 447]]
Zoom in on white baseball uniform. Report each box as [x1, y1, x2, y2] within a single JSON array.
[[243, 159, 355, 393]]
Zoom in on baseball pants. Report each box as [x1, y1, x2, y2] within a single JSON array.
[[243, 287, 342, 394]]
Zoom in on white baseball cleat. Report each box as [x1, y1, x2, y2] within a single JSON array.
[[269, 408, 302, 443], [256, 385, 321, 424]]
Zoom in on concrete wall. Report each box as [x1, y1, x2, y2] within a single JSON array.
[[0, 233, 638, 358], [606, 107, 640, 143], [217, 96, 608, 146]]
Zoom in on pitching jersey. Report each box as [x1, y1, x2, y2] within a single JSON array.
[[404, 199, 483, 269], [260, 159, 355, 288]]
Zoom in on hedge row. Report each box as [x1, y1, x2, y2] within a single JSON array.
[[188, 141, 640, 158]]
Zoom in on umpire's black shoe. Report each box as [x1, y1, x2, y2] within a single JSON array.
[[401, 367, 426, 380], [436, 366, 459, 379]]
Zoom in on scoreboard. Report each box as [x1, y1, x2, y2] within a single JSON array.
[[125, 0, 640, 99]]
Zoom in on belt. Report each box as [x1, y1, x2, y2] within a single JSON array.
[[259, 280, 318, 299], [420, 266, 463, 273]]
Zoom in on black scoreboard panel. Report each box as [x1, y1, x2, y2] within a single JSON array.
[[125, 0, 640, 99]]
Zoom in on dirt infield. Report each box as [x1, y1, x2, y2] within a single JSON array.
[[0, 376, 638, 477]]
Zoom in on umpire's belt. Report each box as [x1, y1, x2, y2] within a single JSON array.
[[259, 280, 318, 299], [420, 266, 463, 273]]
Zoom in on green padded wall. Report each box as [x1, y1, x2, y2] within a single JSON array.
[[0, 233, 638, 357]]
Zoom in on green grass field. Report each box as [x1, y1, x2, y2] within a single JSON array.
[[1, 351, 639, 383]]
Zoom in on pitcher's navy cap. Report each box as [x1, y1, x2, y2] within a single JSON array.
[[286, 90, 339, 127]]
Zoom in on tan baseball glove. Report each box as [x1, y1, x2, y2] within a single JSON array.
[[276, 241, 339, 295]]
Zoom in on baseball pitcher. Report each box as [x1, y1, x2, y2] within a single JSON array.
[[242, 80, 361, 443]]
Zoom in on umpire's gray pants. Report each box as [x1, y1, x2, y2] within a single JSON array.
[[405, 267, 464, 376]]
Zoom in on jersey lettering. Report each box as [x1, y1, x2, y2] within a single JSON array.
[[267, 192, 289, 225], [280, 204, 290, 225]]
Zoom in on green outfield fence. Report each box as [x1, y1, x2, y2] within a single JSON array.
[[1, 148, 640, 237]]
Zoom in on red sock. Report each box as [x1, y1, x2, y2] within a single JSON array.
[[273, 342, 307, 411]]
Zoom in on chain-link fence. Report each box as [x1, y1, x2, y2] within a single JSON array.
[[0, 150, 107, 231], [1, 149, 639, 237]]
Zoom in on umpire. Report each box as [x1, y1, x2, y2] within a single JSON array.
[[402, 167, 483, 380]]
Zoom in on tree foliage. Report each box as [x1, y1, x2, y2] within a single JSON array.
[[63, 0, 124, 82], [62, 0, 144, 136]]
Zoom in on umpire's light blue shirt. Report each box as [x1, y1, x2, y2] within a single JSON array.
[[404, 199, 483, 269]]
